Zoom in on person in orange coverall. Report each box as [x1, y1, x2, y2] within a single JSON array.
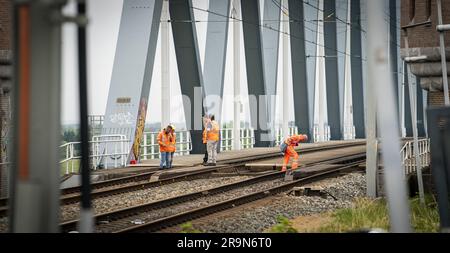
[[280, 134, 308, 172]]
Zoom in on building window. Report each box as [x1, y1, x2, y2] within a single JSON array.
[[426, 0, 432, 20], [409, 0, 416, 22]]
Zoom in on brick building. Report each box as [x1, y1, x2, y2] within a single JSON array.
[[401, 0, 450, 106], [0, 0, 12, 197]]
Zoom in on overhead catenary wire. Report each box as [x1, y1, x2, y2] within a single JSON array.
[[190, 5, 366, 61], [272, 0, 357, 59]]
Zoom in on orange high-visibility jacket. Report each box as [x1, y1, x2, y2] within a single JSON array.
[[284, 134, 307, 146], [202, 129, 207, 144], [166, 132, 176, 153], [157, 129, 171, 152], [206, 120, 220, 141]]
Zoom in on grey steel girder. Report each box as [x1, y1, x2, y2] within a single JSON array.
[[324, 0, 341, 140], [261, 0, 281, 143], [288, 0, 311, 138], [170, 0, 206, 154], [203, 0, 230, 121], [350, 0, 365, 138], [240, 0, 270, 147], [101, 0, 163, 163]]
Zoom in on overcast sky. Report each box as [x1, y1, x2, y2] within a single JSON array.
[[61, 0, 295, 126]]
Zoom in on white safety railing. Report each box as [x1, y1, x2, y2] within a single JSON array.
[[220, 128, 233, 151], [140, 130, 192, 160], [88, 115, 104, 126], [141, 129, 255, 156], [240, 128, 255, 149], [60, 134, 130, 174], [275, 127, 299, 146], [92, 135, 129, 169], [313, 124, 331, 142], [220, 128, 255, 151], [400, 138, 430, 175], [88, 115, 104, 136], [343, 125, 356, 140]]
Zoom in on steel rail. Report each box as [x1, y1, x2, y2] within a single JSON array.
[[60, 153, 365, 232], [116, 160, 364, 233], [0, 141, 365, 217], [0, 141, 363, 206]]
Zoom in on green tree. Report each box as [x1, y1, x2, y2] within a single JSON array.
[[62, 129, 80, 143]]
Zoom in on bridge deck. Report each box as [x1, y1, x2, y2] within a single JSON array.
[[140, 139, 365, 167], [89, 140, 365, 179]]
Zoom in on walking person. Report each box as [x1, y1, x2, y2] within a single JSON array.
[[205, 115, 220, 166], [280, 134, 308, 172], [157, 125, 173, 170]]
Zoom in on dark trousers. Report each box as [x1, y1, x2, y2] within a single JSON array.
[[203, 150, 208, 163]]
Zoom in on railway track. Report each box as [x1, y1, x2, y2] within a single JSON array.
[[0, 141, 364, 218], [116, 161, 364, 233], [60, 152, 365, 233]]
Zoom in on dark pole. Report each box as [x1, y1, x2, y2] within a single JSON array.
[[77, 0, 92, 233]]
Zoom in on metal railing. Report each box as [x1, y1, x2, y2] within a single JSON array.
[[400, 138, 430, 175], [313, 124, 331, 142], [88, 115, 105, 136], [220, 128, 255, 151], [140, 128, 255, 155], [92, 135, 129, 169], [274, 127, 299, 146], [343, 125, 356, 140], [88, 115, 104, 126], [60, 134, 130, 174], [140, 130, 192, 160]]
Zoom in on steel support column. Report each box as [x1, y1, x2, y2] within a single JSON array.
[[350, 0, 365, 138], [12, 1, 63, 232], [367, 0, 411, 232], [416, 76, 425, 137], [161, 0, 170, 127], [203, 0, 230, 120], [102, 0, 163, 164], [389, 0, 399, 109], [170, 0, 205, 154], [288, 0, 310, 139], [261, 0, 280, 145], [404, 65, 413, 136], [240, 0, 269, 147], [324, 0, 341, 140], [232, 0, 241, 150]]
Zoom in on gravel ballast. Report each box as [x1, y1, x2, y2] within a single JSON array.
[[188, 173, 366, 233], [95, 178, 286, 232], [0, 175, 252, 232], [61, 175, 252, 222]]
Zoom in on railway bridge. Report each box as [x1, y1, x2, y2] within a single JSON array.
[[0, 0, 449, 234]]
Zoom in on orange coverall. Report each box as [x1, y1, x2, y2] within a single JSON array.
[[281, 134, 308, 172]]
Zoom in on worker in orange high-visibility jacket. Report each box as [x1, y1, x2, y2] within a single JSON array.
[[205, 115, 220, 166], [166, 125, 176, 169], [157, 125, 173, 169], [280, 134, 308, 172], [202, 115, 210, 165]]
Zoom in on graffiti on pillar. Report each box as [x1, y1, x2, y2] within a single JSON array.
[[130, 98, 148, 162]]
